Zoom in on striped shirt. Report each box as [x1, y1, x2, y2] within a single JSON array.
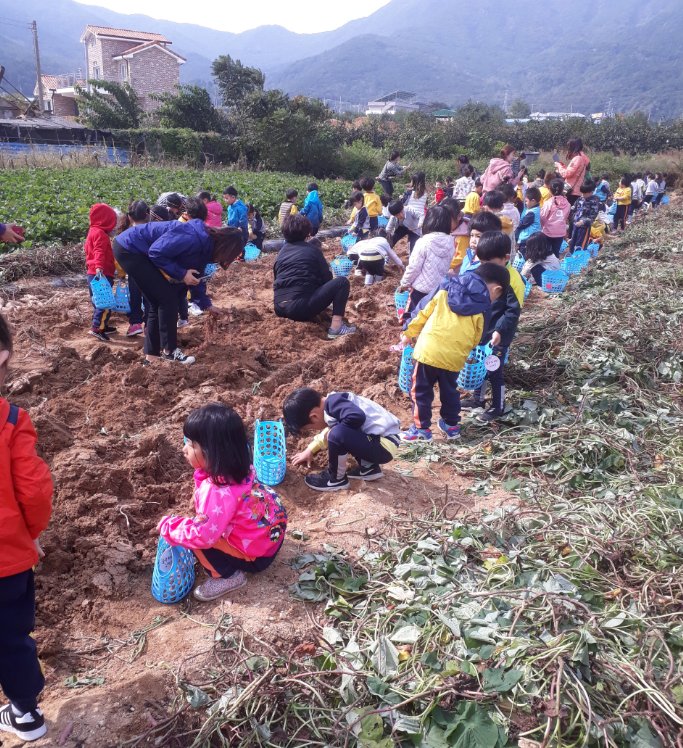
[[378, 161, 406, 181]]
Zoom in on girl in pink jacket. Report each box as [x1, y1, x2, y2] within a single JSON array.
[[540, 179, 571, 257], [554, 138, 590, 204], [158, 404, 287, 602], [198, 191, 224, 228], [481, 145, 527, 192]]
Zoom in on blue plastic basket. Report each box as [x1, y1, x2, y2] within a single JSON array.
[[90, 273, 116, 310], [113, 282, 131, 313], [341, 234, 358, 252], [151, 536, 195, 604], [458, 348, 487, 390], [254, 420, 286, 486], [331, 255, 354, 277], [378, 215, 389, 228], [244, 243, 261, 262], [512, 254, 525, 272], [399, 346, 415, 394], [587, 242, 600, 258], [573, 250, 590, 269], [524, 278, 532, 301], [661, 196, 670, 205], [542, 269, 569, 294], [395, 287, 410, 320], [561, 240, 569, 254], [560, 256, 582, 275]]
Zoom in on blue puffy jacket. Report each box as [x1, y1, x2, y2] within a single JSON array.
[[300, 191, 324, 227], [518, 206, 542, 243], [227, 199, 249, 242]]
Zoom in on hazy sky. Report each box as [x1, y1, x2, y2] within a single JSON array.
[[75, 0, 392, 34]]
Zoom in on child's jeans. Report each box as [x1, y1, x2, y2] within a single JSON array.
[[410, 361, 461, 430], [400, 288, 428, 326], [391, 227, 420, 254], [193, 538, 283, 579], [0, 570, 44, 713], [326, 424, 396, 480], [473, 345, 508, 412], [614, 205, 628, 230], [547, 236, 565, 258], [128, 276, 147, 326], [87, 273, 114, 331], [568, 225, 591, 254]]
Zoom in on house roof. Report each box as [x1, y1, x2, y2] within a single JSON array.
[[112, 41, 186, 62], [34, 75, 87, 96], [80, 25, 171, 44], [371, 90, 416, 103], [432, 109, 456, 117]]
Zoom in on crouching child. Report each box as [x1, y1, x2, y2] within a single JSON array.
[[284, 388, 401, 491]]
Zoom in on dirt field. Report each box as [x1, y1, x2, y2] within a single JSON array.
[[0, 234, 531, 746]]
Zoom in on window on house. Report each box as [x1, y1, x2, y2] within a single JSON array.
[[121, 63, 127, 80], [90, 36, 95, 47], [93, 66, 100, 79]]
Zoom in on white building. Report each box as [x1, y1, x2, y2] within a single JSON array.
[[529, 112, 587, 121], [367, 91, 420, 116]]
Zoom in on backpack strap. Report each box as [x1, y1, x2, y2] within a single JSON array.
[[7, 403, 19, 426]]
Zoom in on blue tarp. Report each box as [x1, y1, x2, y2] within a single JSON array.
[[0, 142, 129, 164]]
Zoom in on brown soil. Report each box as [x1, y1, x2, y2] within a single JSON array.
[[0, 235, 528, 746]]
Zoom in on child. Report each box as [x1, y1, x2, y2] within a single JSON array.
[[594, 175, 611, 204], [520, 231, 561, 287], [175, 199, 210, 328], [178, 196, 208, 224], [157, 192, 185, 217], [223, 186, 249, 258], [627, 174, 641, 224], [380, 193, 391, 220], [357, 236, 403, 286], [403, 171, 428, 215], [197, 191, 223, 228], [496, 183, 521, 256], [300, 183, 324, 236], [377, 150, 411, 199], [247, 205, 267, 249], [463, 178, 483, 216], [432, 180, 446, 205], [459, 211, 503, 274], [360, 177, 382, 234], [454, 166, 475, 207], [482, 191, 514, 238], [655, 173, 667, 207], [440, 198, 470, 272], [540, 172, 559, 206], [386, 200, 423, 254], [286, 388, 401, 490], [85, 203, 118, 342], [158, 404, 287, 600], [644, 174, 658, 209], [349, 191, 370, 241], [614, 177, 632, 232], [461, 231, 524, 422], [445, 176, 455, 198], [115, 200, 149, 337], [400, 264, 508, 441], [279, 189, 299, 226], [568, 181, 600, 254], [516, 187, 542, 257], [540, 178, 571, 257], [0, 313, 53, 741], [397, 206, 456, 321]]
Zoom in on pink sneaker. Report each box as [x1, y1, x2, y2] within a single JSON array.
[[193, 571, 247, 601], [127, 323, 144, 336]]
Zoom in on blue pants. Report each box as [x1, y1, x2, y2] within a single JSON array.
[[327, 424, 395, 480], [547, 236, 565, 258], [87, 273, 114, 331], [410, 361, 461, 430], [568, 225, 591, 254], [128, 276, 147, 326], [0, 570, 44, 712], [474, 345, 507, 412]]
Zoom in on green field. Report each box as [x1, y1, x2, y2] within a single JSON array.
[[0, 167, 353, 247]]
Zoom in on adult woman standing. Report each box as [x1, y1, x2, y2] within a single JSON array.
[[114, 220, 242, 364], [273, 214, 355, 340], [377, 151, 411, 199], [481, 145, 527, 192], [556, 137, 590, 205]]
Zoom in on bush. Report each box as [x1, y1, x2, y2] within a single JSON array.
[[338, 141, 385, 180]]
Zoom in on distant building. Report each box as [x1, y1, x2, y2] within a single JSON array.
[[529, 112, 587, 121], [367, 91, 421, 116], [34, 73, 87, 117], [432, 109, 456, 121]]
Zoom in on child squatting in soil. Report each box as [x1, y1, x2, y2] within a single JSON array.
[[0, 313, 53, 742], [157, 404, 287, 602], [284, 388, 402, 492]]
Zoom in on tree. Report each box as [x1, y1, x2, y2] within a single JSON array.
[[424, 101, 451, 113], [149, 84, 223, 132], [211, 55, 265, 108], [75, 80, 143, 129], [509, 98, 532, 119], [454, 101, 506, 124]]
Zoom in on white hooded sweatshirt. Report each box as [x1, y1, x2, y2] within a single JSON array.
[[400, 232, 456, 294]]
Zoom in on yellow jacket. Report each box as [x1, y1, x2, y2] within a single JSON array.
[[499, 214, 514, 236], [451, 234, 470, 269], [405, 274, 490, 373], [364, 192, 382, 218], [463, 191, 481, 215], [509, 265, 525, 307], [591, 220, 606, 242], [540, 186, 552, 206], [615, 187, 632, 206]]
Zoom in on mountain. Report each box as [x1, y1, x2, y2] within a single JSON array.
[[1, 0, 681, 118]]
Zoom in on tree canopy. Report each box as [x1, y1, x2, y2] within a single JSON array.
[[149, 85, 223, 132], [211, 55, 266, 108], [509, 98, 532, 118], [76, 80, 143, 129]]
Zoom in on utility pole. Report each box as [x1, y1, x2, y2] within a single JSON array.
[[31, 21, 45, 112]]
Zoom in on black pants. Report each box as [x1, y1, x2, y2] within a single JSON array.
[[400, 288, 428, 326], [274, 277, 350, 321], [177, 283, 189, 321], [391, 227, 420, 253], [310, 225, 320, 237], [627, 199, 638, 218], [128, 276, 147, 326], [113, 241, 178, 356], [194, 540, 282, 579], [530, 264, 545, 286], [568, 225, 591, 254], [473, 345, 507, 411], [327, 424, 395, 480], [252, 231, 266, 250], [358, 257, 385, 280], [0, 570, 44, 713], [614, 205, 628, 230], [378, 179, 394, 198], [547, 236, 565, 258], [410, 360, 461, 430]]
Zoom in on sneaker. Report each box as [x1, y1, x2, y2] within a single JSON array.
[[400, 425, 433, 442], [193, 571, 247, 601], [88, 328, 110, 342], [438, 419, 460, 439], [177, 318, 190, 329], [126, 323, 144, 336], [477, 407, 503, 422], [162, 348, 196, 365], [328, 323, 356, 340], [460, 398, 485, 411], [305, 469, 350, 492], [188, 302, 203, 317], [354, 267, 364, 276], [103, 325, 117, 334], [348, 463, 384, 481], [0, 704, 46, 741]]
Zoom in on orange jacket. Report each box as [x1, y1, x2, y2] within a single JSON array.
[[0, 398, 53, 578]]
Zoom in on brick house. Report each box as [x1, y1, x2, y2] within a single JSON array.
[[34, 74, 87, 117]]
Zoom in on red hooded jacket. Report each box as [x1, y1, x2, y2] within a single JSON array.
[[0, 398, 53, 578], [85, 203, 117, 276]]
